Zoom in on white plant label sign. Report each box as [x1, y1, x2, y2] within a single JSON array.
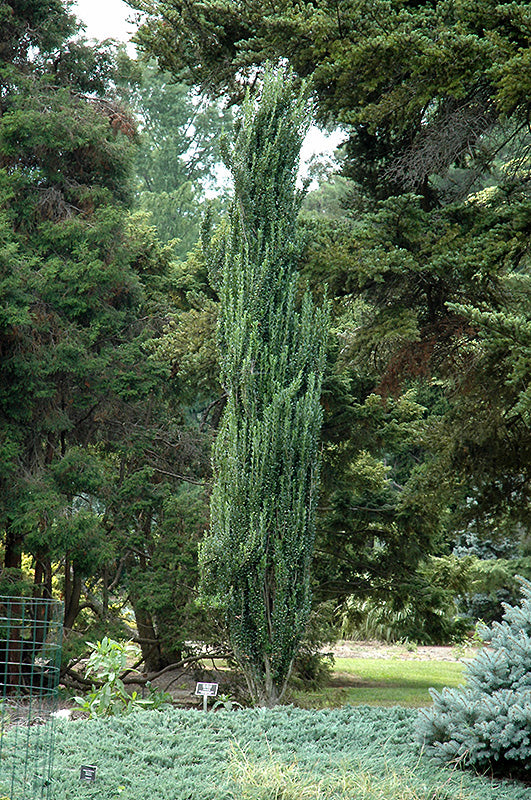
[[195, 682, 219, 697]]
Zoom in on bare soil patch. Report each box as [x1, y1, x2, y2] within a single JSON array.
[[328, 639, 478, 662]]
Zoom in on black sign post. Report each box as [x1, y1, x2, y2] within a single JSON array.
[[80, 765, 97, 782]]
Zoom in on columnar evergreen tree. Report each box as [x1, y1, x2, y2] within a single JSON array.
[[199, 68, 328, 706]]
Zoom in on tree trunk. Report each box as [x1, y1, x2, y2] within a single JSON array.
[[131, 599, 162, 673], [1, 523, 24, 690], [241, 654, 292, 707], [64, 561, 82, 630], [33, 555, 52, 647], [3, 521, 23, 571]]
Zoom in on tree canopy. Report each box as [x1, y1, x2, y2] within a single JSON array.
[[129, 0, 531, 637], [0, 0, 214, 675], [129, 0, 531, 203]]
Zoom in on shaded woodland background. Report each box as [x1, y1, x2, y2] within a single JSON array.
[[1, 0, 531, 683]]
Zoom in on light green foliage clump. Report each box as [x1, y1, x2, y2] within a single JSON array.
[[75, 638, 171, 717], [417, 578, 531, 778], [124, 61, 233, 258]]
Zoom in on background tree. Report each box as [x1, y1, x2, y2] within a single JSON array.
[[200, 68, 328, 705], [129, 0, 531, 206], [0, 0, 132, 589], [0, 0, 219, 680], [118, 58, 233, 259], [130, 0, 531, 639]]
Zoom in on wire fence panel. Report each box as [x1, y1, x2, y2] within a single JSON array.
[[0, 596, 63, 800]]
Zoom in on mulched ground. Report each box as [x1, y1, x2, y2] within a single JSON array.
[[328, 639, 479, 662]]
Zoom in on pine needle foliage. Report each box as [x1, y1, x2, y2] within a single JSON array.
[[199, 67, 329, 706], [417, 577, 531, 779]]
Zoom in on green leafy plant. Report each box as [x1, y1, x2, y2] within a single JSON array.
[[143, 681, 174, 709], [212, 693, 244, 711], [74, 637, 171, 717]]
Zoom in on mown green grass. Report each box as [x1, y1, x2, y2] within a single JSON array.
[[35, 706, 529, 800], [292, 657, 465, 709]]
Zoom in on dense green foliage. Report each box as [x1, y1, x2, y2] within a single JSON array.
[[417, 578, 531, 779], [130, 0, 531, 640], [129, 0, 531, 202], [0, 1, 141, 591], [201, 69, 328, 705], [123, 60, 233, 258], [3, 706, 524, 799], [0, 0, 215, 676]]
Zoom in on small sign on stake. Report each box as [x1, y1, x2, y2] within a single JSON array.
[[80, 765, 97, 782], [195, 681, 218, 711]]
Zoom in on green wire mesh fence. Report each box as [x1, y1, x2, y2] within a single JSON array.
[[0, 596, 63, 800]]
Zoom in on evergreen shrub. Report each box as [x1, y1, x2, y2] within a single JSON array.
[[201, 66, 328, 706], [40, 706, 528, 799], [416, 577, 531, 778]]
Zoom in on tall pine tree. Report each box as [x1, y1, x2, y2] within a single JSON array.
[[199, 68, 328, 706]]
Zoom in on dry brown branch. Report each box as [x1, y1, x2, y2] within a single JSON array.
[[121, 649, 230, 685], [386, 92, 497, 191], [62, 648, 231, 690]]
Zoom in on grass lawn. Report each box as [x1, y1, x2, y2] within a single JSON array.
[[292, 657, 465, 709]]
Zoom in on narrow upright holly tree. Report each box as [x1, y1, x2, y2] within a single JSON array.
[[200, 68, 328, 706]]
